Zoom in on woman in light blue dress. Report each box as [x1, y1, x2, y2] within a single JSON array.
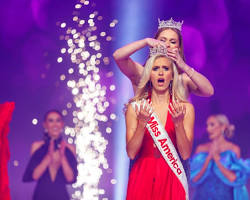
[[190, 114, 250, 200]]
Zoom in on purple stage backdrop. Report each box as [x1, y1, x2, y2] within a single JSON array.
[[0, 0, 250, 199]]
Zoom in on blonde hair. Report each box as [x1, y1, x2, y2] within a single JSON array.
[[128, 54, 187, 106], [212, 114, 235, 138]]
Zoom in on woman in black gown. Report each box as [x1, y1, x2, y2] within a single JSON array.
[[23, 110, 78, 200]]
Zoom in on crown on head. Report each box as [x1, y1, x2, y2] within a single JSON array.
[[158, 18, 183, 31], [149, 45, 168, 57]]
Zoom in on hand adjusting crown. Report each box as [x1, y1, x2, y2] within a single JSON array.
[[158, 18, 183, 31]]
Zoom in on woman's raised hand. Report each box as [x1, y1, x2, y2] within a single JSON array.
[[209, 142, 221, 161], [59, 140, 66, 158], [45, 139, 54, 163], [48, 139, 55, 156], [145, 38, 166, 48], [167, 48, 185, 70], [135, 99, 153, 125], [169, 99, 186, 126]]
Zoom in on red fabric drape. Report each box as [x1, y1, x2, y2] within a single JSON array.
[[0, 102, 15, 200]]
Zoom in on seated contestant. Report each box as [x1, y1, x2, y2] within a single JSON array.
[[190, 114, 250, 200], [23, 110, 78, 200], [113, 18, 214, 97], [125, 45, 195, 200]]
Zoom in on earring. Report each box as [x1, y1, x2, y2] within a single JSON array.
[[169, 81, 173, 95], [44, 128, 48, 133], [222, 128, 228, 138], [148, 81, 152, 88]]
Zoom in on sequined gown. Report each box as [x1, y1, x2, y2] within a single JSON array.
[[190, 150, 250, 200], [126, 105, 189, 200]]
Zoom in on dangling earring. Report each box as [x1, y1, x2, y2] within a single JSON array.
[[169, 81, 173, 96], [222, 128, 227, 138], [148, 81, 152, 89]]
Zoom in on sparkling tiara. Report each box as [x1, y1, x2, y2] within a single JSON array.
[[158, 18, 183, 31], [149, 45, 168, 57]]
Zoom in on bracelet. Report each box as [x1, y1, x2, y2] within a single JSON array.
[[187, 67, 195, 79]]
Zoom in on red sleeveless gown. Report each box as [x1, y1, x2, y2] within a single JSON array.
[[126, 104, 186, 200]]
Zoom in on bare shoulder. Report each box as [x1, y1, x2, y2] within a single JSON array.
[[182, 101, 194, 111], [181, 101, 195, 116], [31, 140, 45, 155], [180, 102, 195, 130], [126, 102, 137, 116], [227, 142, 241, 158], [65, 142, 76, 155], [195, 143, 210, 154]]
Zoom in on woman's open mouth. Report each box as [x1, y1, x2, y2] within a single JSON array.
[[157, 78, 165, 85]]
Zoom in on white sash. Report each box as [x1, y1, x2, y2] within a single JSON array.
[[132, 101, 189, 200]]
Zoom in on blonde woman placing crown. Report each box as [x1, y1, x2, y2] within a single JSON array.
[[113, 18, 214, 98]]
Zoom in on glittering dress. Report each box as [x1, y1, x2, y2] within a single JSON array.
[[126, 104, 189, 200], [190, 150, 250, 200], [0, 102, 15, 200], [23, 140, 78, 200]]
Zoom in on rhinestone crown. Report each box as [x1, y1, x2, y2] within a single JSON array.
[[158, 18, 183, 31], [149, 45, 168, 57]]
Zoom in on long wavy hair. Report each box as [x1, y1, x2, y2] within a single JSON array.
[[128, 54, 187, 106]]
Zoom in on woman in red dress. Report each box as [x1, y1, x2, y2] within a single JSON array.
[[0, 102, 15, 200], [125, 46, 195, 200]]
